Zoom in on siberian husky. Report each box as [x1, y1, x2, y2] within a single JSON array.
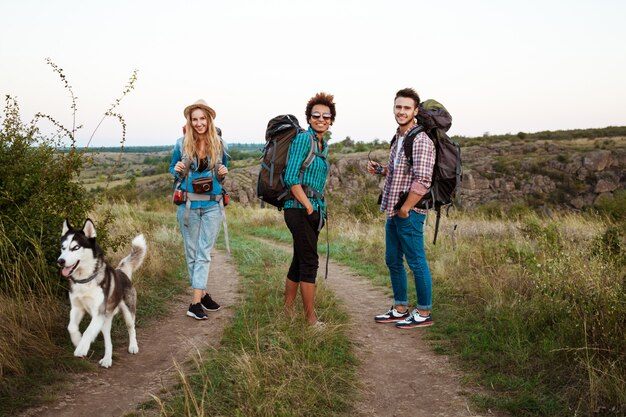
[[57, 219, 147, 368]]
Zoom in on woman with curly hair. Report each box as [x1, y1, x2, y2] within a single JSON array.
[[283, 92, 336, 326]]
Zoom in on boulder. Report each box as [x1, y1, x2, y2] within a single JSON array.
[[462, 172, 476, 190], [247, 188, 257, 204], [566, 158, 583, 175], [328, 176, 341, 190], [571, 196, 585, 209], [239, 191, 249, 205], [594, 178, 618, 193], [583, 150, 611, 171], [474, 176, 491, 190]]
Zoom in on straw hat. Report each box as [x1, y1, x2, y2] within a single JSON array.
[[183, 99, 216, 120]]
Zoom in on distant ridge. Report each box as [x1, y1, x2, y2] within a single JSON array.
[[454, 125, 626, 143], [57, 145, 174, 153], [55, 125, 626, 152]]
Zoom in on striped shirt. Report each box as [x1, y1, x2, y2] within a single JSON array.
[[283, 127, 329, 215], [380, 125, 435, 218]]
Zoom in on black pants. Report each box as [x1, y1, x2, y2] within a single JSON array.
[[284, 208, 322, 284]]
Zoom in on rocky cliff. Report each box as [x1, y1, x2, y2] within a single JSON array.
[[223, 136, 625, 211]]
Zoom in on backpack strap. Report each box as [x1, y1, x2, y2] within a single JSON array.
[[282, 132, 327, 203], [454, 138, 463, 208], [265, 138, 278, 187], [299, 132, 319, 179], [389, 131, 398, 148], [402, 125, 426, 167], [214, 135, 225, 183], [300, 132, 328, 204]]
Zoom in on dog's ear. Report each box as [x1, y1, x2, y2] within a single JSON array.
[[62, 219, 71, 236], [83, 219, 97, 239]]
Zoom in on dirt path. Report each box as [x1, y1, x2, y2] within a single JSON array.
[[20, 238, 497, 417], [19, 250, 239, 417], [255, 237, 492, 417], [325, 259, 478, 417]]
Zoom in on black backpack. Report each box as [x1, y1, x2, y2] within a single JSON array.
[[256, 115, 319, 208], [392, 99, 462, 244]]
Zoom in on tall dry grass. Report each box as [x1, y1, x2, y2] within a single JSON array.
[[0, 229, 67, 378]]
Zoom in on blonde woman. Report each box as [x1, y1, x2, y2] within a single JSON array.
[[169, 99, 228, 320]]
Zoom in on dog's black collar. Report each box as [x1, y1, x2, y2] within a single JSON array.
[[70, 271, 99, 284]]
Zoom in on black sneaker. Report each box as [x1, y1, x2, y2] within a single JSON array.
[[374, 305, 410, 323], [186, 303, 208, 320], [201, 294, 221, 311]]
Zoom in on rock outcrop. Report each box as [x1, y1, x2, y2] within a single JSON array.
[[225, 137, 626, 210]]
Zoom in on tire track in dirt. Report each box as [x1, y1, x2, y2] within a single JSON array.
[[254, 236, 491, 417], [19, 249, 239, 417]]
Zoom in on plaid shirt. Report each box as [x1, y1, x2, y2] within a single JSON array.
[[283, 127, 329, 215], [380, 125, 436, 218]]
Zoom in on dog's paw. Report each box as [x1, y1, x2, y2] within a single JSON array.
[[74, 344, 89, 358], [99, 357, 113, 368], [128, 343, 139, 354]]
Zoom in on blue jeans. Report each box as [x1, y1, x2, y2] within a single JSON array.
[[177, 203, 222, 290], [385, 212, 432, 310]]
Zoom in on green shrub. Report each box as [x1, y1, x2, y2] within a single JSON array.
[[346, 192, 380, 220], [595, 190, 626, 222], [0, 97, 92, 292], [492, 159, 509, 174], [0, 61, 137, 292]]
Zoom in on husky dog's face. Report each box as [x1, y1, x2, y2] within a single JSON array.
[[57, 219, 98, 278]]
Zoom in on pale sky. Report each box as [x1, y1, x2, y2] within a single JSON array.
[[2, 0, 625, 147]]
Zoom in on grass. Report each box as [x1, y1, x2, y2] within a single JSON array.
[[418, 214, 624, 416], [2, 196, 624, 416], [222, 206, 625, 416], [145, 219, 360, 417]]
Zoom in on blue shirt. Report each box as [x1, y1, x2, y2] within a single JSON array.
[[283, 127, 329, 214], [169, 137, 229, 209]]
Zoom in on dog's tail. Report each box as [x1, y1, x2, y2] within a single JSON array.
[[117, 234, 147, 279]]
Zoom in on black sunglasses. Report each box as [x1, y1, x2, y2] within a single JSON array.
[[311, 112, 332, 120]]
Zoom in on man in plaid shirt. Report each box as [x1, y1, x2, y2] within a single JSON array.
[[368, 88, 436, 328]]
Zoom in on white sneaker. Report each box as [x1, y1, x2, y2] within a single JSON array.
[[395, 310, 433, 329], [374, 305, 410, 323]]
